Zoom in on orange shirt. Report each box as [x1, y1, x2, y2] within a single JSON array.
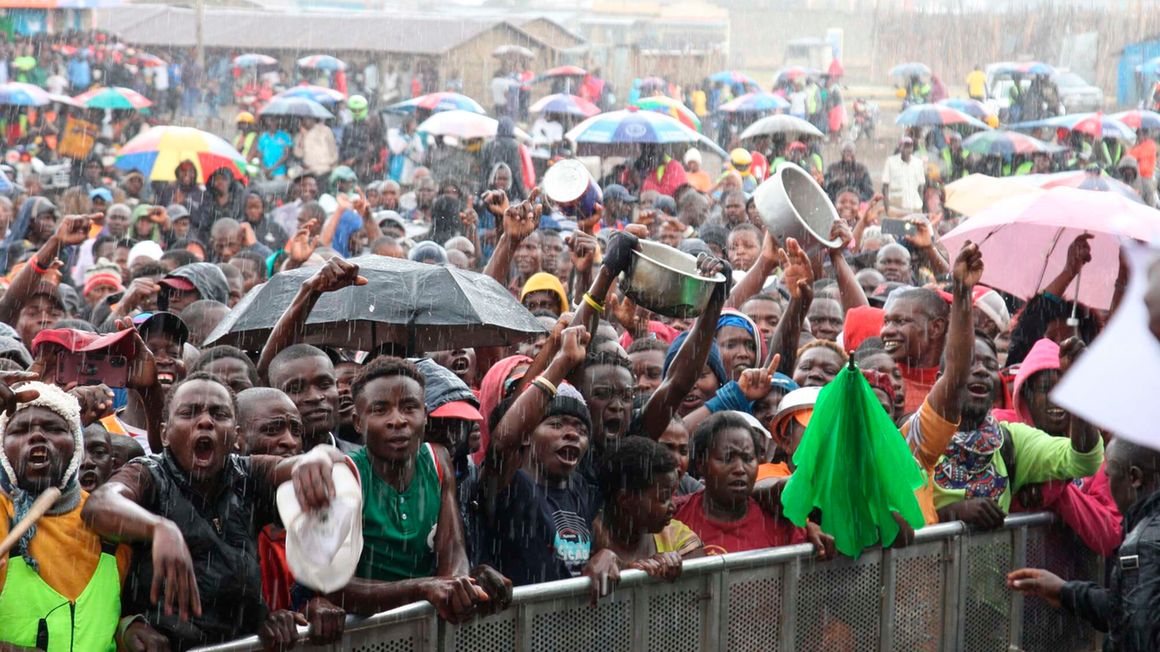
[[686, 169, 713, 193], [756, 462, 791, 482], [1130, 139, 1157, 180], [900, 398, 960, 524]]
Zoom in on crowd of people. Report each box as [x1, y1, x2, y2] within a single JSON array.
[[0, 26, 1156, 652]]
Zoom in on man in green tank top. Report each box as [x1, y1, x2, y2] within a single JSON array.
[[323, 356, 513, 623]]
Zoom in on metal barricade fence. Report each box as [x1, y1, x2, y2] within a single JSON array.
[[195, 512, 1102, 652]]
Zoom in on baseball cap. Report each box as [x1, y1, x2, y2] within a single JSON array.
[[158, 276, 197, 293], [133, 311, 190, 345], [277, 458, 363, 593], [602, 184, 637, 203], [31, 327, 137, 357], [431, 401, 484, 421], [166, 204, 191, 222], [330, 165, 358, 183]]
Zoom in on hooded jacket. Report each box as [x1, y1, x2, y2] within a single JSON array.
[[479, 118, 525, 200], [165, 262, 230, 306], [2, 197, 57, 272], [194, 169, 247, 242], [1118, 155, 1159, 208]]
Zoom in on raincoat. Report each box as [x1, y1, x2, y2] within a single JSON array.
[[479, 118, 526, 200]]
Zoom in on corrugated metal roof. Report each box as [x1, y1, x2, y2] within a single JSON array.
[[94, 5, 547, 54]]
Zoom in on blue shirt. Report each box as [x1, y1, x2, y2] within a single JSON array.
[[67, 57, 90, 90], [257, 131, 293, 176]]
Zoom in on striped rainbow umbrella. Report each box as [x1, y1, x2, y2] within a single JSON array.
[[74, 86, 153, 110], [962, 130, 1063, 158], [938, 97, 991, 120], [718, 91, 790, 114], [895, 103, 990, 130], [387, 92, 486, 115], [566, 107, 724, 156], [633, 96, 701, 131], [115, 126, 246, 183], [1111, 109, 1160, 131], [275, 85, 346, 105]]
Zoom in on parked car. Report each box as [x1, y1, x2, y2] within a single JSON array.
[[1052, 70, 1104, 113]]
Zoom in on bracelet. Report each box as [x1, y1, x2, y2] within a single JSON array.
[[531, 376, 558, 398], [29, 257, 54, 275], [582, 293, 605, 313]]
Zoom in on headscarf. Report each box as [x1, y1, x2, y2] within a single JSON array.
[[520, 272, 569, 315], [662, 330, 728, 387], [472, 354, 532, 467], [717, 309, 764, 361], [130, 204, 162, 242], [933, 416, 1008, 501], [0, 382, 84, 572]]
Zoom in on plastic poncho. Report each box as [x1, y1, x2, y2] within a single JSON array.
[[781, 360, 926, 558]]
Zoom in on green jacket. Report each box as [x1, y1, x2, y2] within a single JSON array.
[[0, 551, 120, 651]]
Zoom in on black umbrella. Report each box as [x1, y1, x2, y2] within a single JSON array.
[[204, 255, 547, 354]]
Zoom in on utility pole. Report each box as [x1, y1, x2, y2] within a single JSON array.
[[195, 0, 205, 67]]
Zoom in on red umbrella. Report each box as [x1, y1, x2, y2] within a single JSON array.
[[827, 59, 845, 78], [542, 65, 587, 78]]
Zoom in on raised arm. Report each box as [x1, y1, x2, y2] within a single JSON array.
[[637, 255, 730, 439], [767, 238, 813, 376], [483, 325, 590, 490], [0, 212, 99, 327], [925, 242, 982, 423], [827, 220, 869, 312], [1058, 337, 1101, 454], [1043, 234, 1092, 298], [482, 189, 540, 287], [851, 194, 883, 251], [256, 257, 367, 380], [905, 217, 949, 277], [569, 231, 638, 342]]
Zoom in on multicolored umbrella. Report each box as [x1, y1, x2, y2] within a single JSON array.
[[707, 70, 760, 88], [1010, 113, 1136, 142], [781, 360, 926, 558], [888, 62, 932, 78], [541, 65, 587, 78], [991, 61, 1056, 77], [938, 97, 990, 120], [717, 91, 790, 114], [387, 92, 486, 115], [1112, 109, 1160, 131], [739, 113, 824, 141], [565, 107, 725, 156], [773, 66, 819, 86], [131, 52, 166, 68], [275, 85, 346, 105], [296, 54, 346, 72], [115, 126, 246, 183], [0, 82, 51, 107], [529, 93, 600, 118], [634, 96, 701, 131], [416, 110, 530, 142], [233, 53, 278, 68], [895, 103, 990, 130], [941, 187, 1160, 309], [962, 130, 1062, 158], [258, 96, 333, 119], [73, 86, 152, 111]]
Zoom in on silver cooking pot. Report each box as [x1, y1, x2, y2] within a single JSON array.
[[620, 240, 726, 318], [754, 164, 841, 255]]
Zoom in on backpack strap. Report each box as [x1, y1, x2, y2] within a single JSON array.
[[999, 423, 1017, 491], [426, 443, 443, 485]]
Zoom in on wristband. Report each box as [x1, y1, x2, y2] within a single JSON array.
[[30, 257, 54, 275], [582, 293, 605, 314], [704, 381, 754, 414], [117, 614, 146, 641], [532, 376, 558, 398]]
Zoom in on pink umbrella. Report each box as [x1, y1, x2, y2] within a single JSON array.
[[941, 187, 1160, 309]]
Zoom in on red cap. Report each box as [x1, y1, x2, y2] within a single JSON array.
[[159, 277, 197, 292], [31, 327, 137, 357], [430, 401, 484, 422]]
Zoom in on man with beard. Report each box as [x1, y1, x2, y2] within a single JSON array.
[[933, 334, 1103, 527], [258, 258, 366, 452], [876, 243, 914, 285], [83, 373, 349, 649], [881, 288, 948, 414], [0, 378, 141, 651]]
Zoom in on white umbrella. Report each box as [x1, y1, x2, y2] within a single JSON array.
[[739, 114, 824, 141], [417, 110, 529, 141]]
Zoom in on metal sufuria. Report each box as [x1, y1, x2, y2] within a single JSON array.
[[195, 513, 1102, 652]]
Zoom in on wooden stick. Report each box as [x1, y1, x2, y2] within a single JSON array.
[[0, 487, 62, 558]]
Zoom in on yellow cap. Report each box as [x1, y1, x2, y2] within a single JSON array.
[[730, 148, 753, 166], [236, 111, 256, 124]]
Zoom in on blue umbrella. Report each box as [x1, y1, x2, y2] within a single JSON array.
[[0, 82, 50, 107], [895, 103, 990, 130], [717, 92, 790, 114], [707, 70, 760, 88], [889, 62, 931, 78], [938, 98, 990, 120], [565, 107, 725, 156], [1010, 113, 1136, 142], [275, 85, 345, 105], [258, 96, 334, 119], [297, 54, 347, 72], [991, 61, 1056, 77]]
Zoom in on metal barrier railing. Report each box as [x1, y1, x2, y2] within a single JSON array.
[[194, 512, 1103, 652]]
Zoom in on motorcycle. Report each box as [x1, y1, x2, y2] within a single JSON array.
[[849, 98, 878, 142]]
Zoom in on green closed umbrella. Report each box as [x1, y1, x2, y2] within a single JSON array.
[[781, 360, 926, 558]]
